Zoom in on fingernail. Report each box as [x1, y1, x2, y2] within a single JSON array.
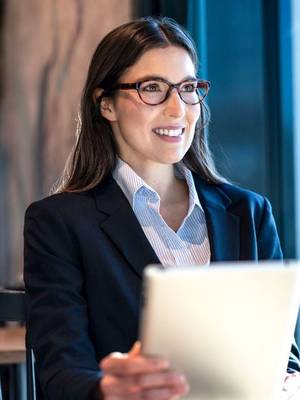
[[177, 374, 185, 383], [153, 358, 169, 368]]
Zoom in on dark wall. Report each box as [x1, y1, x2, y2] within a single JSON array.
[[205, 2, 267, 191]]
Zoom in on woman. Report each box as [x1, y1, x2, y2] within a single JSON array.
[[24, 17, 300, 400]]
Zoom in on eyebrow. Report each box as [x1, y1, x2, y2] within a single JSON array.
[[130, 74, 198, 83]]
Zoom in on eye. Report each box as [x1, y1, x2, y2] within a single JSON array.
[[140, 81, 162, 92], [181, 82, 197, 92]]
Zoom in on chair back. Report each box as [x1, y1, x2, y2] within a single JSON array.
[[0, 290, 36, 400], [0, 290, 26, 321]]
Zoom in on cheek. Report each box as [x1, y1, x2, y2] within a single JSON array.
[[116, 99, 155, 130], [186, 112, 200, 135], [190, 106, 201, 124], [186, 108, 201, 143]]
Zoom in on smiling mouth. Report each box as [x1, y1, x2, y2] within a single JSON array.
[[152, 128, 185, 137]]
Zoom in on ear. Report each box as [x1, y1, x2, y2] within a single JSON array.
[[93, 88, 117, 122]]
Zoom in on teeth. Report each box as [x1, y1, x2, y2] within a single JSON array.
[[153, 128, 183, 136]]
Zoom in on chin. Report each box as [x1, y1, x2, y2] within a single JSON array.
[[157, 154, 185, 165]]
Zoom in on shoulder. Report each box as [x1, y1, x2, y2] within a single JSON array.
[[216, 181, 274, 223], [192, 174, 275, 230], [24, 189, 101, 257], [25, 190, 95, 220], [193, 174, 268, 209], [217, 181, 267, 207], [24, 176, 124, 228], [24, 191, 97, 248]]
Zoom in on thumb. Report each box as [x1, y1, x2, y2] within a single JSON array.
[[129, 341, 141, 357]]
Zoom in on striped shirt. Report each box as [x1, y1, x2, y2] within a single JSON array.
[[112, 159, 210, 266]]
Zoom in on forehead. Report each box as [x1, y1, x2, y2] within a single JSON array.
[[120, 45, 196, 82]]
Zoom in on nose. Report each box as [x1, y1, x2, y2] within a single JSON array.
[[163, 88, 185, 118]]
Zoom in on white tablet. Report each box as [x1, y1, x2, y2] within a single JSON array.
[[139, 261, 300, 400]]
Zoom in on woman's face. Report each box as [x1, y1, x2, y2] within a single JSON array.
[[101, 46, 201, 170]]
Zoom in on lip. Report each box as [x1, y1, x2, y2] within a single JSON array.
[[155, 135, 183, 143], [152, 125, 185, 130]]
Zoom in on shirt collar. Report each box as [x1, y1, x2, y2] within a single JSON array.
[[112, 158, 203, 212], [175, 163, 203, 213], [112, 158, 156, 209]]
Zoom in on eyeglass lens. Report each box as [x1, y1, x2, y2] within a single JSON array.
[[138, 80, 208, 105]]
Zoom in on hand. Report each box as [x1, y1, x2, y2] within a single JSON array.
[[281, 373, 300, 400], [99, 341, 189, 400]]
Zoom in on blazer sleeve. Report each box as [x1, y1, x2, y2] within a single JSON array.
[[256, 197, 283, 260], [256, 197, 300, 372], [24, 200, 102, 400], [288, 340, 300, 373]]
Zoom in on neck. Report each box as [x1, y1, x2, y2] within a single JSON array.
[[122, 159, 187, 204]]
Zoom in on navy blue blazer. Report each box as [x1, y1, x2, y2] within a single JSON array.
[[24, 174, 300, 400]]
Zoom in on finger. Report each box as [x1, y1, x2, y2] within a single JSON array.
[[142, 382, 190, 400], [100, 374, 141, 397], [129, 341, 141, 357], [135, 385, 188, 400], [101, 353, 169, 376], [104, 387, 183, 400], [136, 371, 187, 390], [101, 371, 189, 397]]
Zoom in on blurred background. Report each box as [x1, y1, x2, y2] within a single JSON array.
[[0, 0, 299, 344]]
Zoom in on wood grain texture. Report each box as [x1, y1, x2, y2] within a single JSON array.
[[0, 0, 132, 285]]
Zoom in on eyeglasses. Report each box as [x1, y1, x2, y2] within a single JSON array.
[[113, 78, 210, 106]]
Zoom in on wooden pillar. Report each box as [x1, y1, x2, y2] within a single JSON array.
[[0, 0, 132, 285]]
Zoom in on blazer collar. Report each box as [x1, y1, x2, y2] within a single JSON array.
[[93, 176, 160, 278], [192, 174, 240, 262], [93, 174, 240, 276]]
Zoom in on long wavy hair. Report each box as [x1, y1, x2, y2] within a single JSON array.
[[54, 16, 225, 193]]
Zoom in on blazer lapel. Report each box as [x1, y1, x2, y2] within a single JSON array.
[[193, 175, 240, 262], [93, 176, 160, 278], [93, 173, 240, 271]]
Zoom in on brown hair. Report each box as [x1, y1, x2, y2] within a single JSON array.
[[54, 16, 225, 193]]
